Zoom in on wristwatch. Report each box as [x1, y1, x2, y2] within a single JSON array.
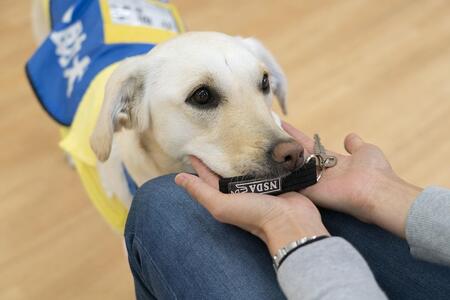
[[272, 235, 329, 270]]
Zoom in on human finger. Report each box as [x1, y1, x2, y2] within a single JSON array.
[[175, 173, 224, 212], [344, 133, 365, 154], [189, 156, 219, 189], [281, 121, 314, 152]]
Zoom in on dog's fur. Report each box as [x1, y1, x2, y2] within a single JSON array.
[[33, 1, 296, 207]]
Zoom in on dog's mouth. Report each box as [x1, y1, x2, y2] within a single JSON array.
[[192, 143, 306, 180], [244, 157, 306, 179], [205, 154, 305, 180], [239, 147, 306, 179]]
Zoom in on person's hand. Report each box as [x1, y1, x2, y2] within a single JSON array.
[[282, 122, 423, 238], [175, 157, 329, 255]]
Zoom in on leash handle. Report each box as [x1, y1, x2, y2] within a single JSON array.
[[219, 159, 318, 195]]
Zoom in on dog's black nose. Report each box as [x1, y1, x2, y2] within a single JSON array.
[[271, 141, 304, 172]]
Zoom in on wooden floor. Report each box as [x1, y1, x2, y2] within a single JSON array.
[[1, 0, 449, 299]]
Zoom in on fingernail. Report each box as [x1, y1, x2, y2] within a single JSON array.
[[175, 173, 189, 186]]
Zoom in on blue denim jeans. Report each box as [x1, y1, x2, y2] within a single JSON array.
[[125, 175, 450, 300]]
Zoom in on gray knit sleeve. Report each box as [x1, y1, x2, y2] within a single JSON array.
[[405, 186, 450, 266], [277, 237, 386, 300]]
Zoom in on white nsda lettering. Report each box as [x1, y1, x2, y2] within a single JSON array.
[[248, 183, 271, 192], [270, 181, 278, 190], [231, 179, 280, 194]]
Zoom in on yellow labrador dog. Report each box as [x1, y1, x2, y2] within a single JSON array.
[[31, 0, 304, 212]]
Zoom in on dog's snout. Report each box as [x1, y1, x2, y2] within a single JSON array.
[[271, 141, 304, 172]]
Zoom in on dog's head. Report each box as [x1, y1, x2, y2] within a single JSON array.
[[91, 32, 304, 178]]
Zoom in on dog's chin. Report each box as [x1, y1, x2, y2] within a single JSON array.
[[233, 161, 304, 179], [245, 168, 292, 179], [201, 159, 303, 179]]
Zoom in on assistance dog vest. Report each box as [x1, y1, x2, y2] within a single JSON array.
[[26, 0, 184, 233]]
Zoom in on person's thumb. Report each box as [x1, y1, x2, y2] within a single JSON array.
[[344, 133, 365, 154], [175, 173, 223, 209]]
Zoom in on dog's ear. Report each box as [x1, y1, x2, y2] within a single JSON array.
[[236, 37, 288, 114], [90, 55, 149, 161]]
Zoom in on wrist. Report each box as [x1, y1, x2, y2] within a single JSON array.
[[261, 210, 329, 256], [368, 174, 422, 238]]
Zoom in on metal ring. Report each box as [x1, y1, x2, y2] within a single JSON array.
[[306, 155, 324, 182]]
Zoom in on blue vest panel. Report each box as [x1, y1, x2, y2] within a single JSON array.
[[26, 0, 155, 126]]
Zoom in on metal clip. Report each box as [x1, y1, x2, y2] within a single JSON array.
[[306, 154, 325, 181]]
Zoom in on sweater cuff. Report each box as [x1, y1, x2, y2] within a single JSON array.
[[405, 186, 450, 266], [277, 237, 386, 300]]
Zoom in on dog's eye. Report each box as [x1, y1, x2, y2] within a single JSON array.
[[186, 86, 219, 109], [261, 73, 270, 94], [193, 88, 210, 104]]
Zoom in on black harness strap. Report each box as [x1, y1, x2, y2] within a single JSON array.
[[219, 159, 318, 196]]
